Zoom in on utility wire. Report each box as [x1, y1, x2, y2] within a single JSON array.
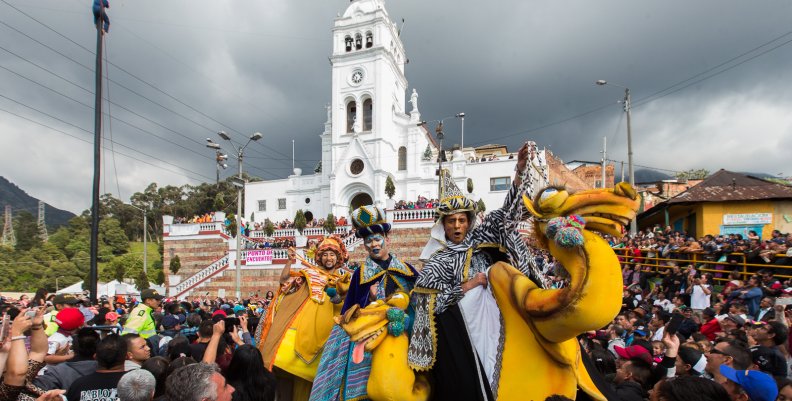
[[0, 6, 293, 166], [0, 97, 216, 183]]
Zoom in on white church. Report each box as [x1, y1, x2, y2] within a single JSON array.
[[244, 0, 549, 224]]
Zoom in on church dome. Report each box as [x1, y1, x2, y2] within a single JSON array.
[[342, 0, 384, 19]]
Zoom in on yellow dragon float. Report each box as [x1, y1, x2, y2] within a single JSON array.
[[338, 182, 639, 400]]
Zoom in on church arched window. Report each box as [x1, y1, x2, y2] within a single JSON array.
[[346, 100, 357, 133], [365, 32, 373, 48], [362, 98, 373, 131], [345, 36, 353, 52], [398, 146, 407, 170], [355, 33, 363, 50]]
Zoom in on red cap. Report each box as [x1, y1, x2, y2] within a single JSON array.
[[55, 308, 85, 331], [614, 345, 652, 364], [212, 309, 227, 318]]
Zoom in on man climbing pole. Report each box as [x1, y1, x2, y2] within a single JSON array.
[[92, 0, 110, 33]]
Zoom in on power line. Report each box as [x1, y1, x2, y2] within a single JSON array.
[[0, 100, 216, 183], [0, 5, 294, 167]]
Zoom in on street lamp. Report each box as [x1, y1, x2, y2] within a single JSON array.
[[128, 204, 148, 275], [417, 120, 448, 198], [206, 139, 228, 185], [597, 79, 636, 236], [455, 112, 465, 149], [56, 276, 65, 292], [218, 130, 263, 300]]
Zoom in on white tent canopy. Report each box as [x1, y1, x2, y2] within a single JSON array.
[[56, 281, 165, 298]]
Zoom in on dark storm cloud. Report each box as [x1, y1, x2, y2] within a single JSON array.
[[2, 0, 791, 213]]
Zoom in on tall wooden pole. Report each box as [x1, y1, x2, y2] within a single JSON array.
[[89, 20, 104, 305]]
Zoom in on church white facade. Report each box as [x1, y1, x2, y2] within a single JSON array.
[[244, 0, 548, 224]]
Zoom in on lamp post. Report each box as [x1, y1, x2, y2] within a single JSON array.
[[417, 120, 449, 198], [596, 79, 636, 236], [217, 131, 263, 300], [206, 140, 229, 185], [128, 204, 148, 274], [56, 276, 64, 292], [455, 112, 465, 149]]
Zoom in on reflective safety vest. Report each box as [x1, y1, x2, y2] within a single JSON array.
[[122, 304, 156, 338], [43, 312, 62, 336]]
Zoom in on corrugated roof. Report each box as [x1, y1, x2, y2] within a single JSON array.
[[667, 169, 792, 203]]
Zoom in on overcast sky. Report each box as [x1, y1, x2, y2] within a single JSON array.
[[2, 0, 792, 214]]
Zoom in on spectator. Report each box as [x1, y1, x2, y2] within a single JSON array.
[[118, 369, 156, 401], [648, 376, 729, 401], [165, 363, 234, 401], [704, 339, 752, 383], [123, 334, 152, 371], [612, 356, 651, 401], [754, 297, 775, 322], [34, 328, 100, 390], [699, 308, 720, 341], [675, 346, 706, 376], [224, 345, 275, 401], [141, 357, 169, 401], [65, 334, 128, 401], [719, 365, 778, 401], [45, 307, 85, 365], [189, 320, 215, 361]]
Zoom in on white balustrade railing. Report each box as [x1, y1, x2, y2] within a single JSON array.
[[343, 234, 363, 251], [389, 208, 435, 222], [249, 226, 352, 240], [274, 228, 296, 237], [173, 255, 229, 296], [166, 222, 226, 237], [199, 222, 224, 232]]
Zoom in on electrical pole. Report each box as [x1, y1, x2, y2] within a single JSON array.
[[601, 137, 607, 188], [624, 88, 637, 236]]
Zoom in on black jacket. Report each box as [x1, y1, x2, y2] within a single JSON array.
[[613, 380, 645, 401]]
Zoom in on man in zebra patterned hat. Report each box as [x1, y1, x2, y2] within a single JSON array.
[[408, 142, 548, 401]]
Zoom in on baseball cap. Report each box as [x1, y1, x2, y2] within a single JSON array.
[[55, 308, 85, 331], [104, 312, 119, 322], [161, 314, 180, 329], [212, 309, 227, 318], [724, 313, 746, 326], [750, 346, 788, 377], [720, 365, 778, 401], [141, 289, 164, 301], [53, 293, 79, 305], [613, 345, 652, 364], [233, 305, 245, 315], [677, 346, 706, 376], [633, 326, 649, 337]]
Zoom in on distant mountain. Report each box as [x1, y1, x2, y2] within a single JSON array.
[[616, 169, 673, 184], [0, 176, 76, 229]]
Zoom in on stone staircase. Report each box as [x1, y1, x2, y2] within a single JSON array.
[[348, 227, 431, 269]]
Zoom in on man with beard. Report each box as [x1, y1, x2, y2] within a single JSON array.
[[408, 142, 548, 401], [310, 205, 418, 401], [258, 236, 351, 401]]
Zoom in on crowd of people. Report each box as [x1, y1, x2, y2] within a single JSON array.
[[392, 196, 439, 210], [172, 213, 217, 225], [0, 289, 279, 401]]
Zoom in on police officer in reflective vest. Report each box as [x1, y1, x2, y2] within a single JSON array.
[[123, 289, 163, 338], [43, 293, 80, 336]]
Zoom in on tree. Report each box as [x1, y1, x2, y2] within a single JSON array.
[[385, 176, 396, 199], [169, 254, 181, 275], [154, 270, 165, 285], [294, 210, 307, 234], [422, 144, 433, 161], [263, 219, 275, 237], [477, 199, 486, 213], [135, 269, 150, 291], [13, 211, 41, 251], [466, 178, 474, 194], [323, 213, 336, 234], [99, 218, 130, 255], [674, 169, 709, 181]]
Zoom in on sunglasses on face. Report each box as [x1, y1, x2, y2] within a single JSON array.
[[707, 348, 732, 358]]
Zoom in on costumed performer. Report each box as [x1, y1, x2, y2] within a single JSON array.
[[258, 235, 351, 401], [310, 205, 418, 401], [407, 142, 548, 401]]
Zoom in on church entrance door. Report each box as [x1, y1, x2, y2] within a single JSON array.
[[350, 193, 373, 211]]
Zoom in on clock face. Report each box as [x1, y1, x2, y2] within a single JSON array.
[[351, 71, 363, 84]]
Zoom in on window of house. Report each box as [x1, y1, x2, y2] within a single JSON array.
[[257, 200, 266, 212], [278, 198, 286, 210], [490, 177, 511, 191]]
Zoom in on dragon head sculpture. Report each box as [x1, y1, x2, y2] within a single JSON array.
[[492, 182, 640, 342], [337, 292, 410, 363]]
